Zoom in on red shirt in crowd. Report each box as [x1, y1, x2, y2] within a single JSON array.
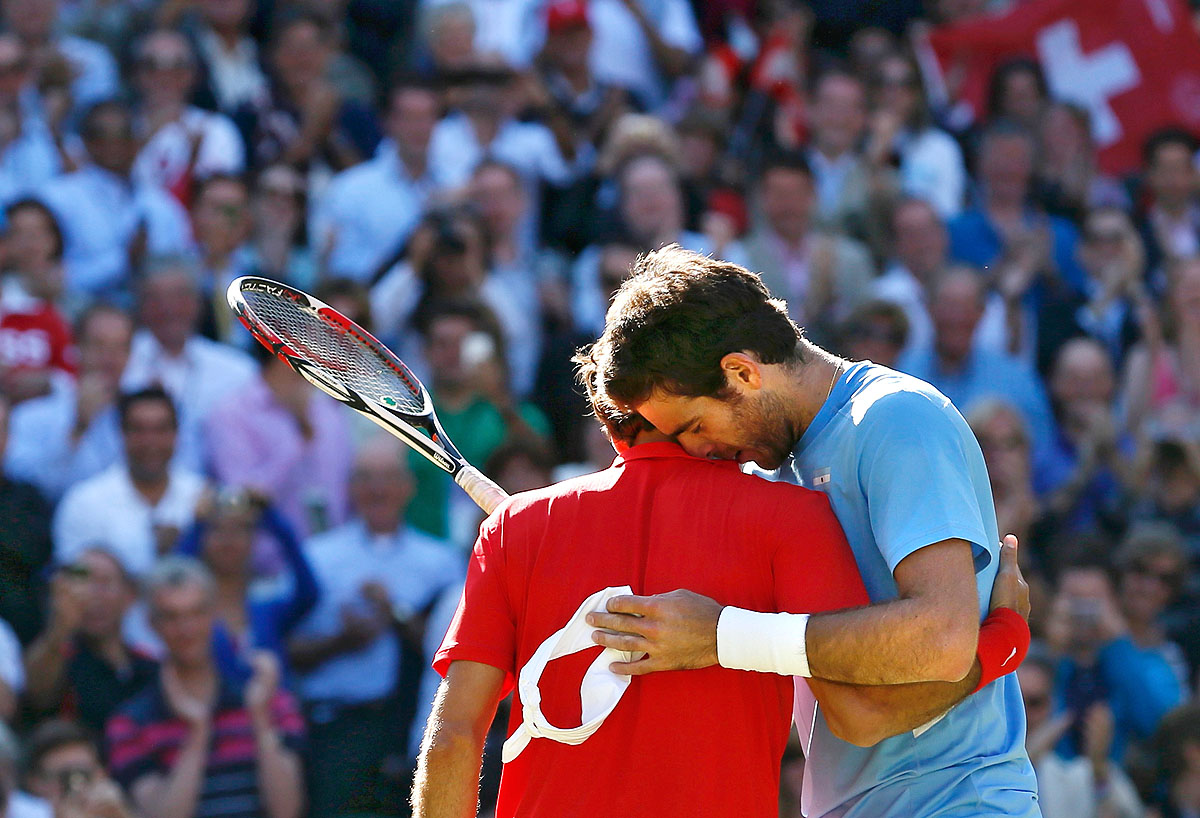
[[0, 279, 75, 376], [435, 441, 870, 818]]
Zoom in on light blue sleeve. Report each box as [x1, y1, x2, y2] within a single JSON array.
[[856, 389, 993, 575]]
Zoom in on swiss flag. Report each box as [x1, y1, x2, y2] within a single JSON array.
[[921, 0, 1200, 174]]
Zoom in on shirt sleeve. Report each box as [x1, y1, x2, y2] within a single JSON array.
[[856, 389, 992, 574], [768, 490, 870, 614], [432, 519, 517, 690]]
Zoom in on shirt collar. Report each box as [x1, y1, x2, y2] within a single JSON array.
[[612, 440, 741, 469]]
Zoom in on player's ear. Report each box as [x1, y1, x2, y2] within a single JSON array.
[[720, 352, 763, 392]]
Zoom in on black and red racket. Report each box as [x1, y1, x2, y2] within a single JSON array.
[[227, 276, 509, 514]]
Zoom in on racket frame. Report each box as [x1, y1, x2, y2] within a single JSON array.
[[227, 276, 468, 477]]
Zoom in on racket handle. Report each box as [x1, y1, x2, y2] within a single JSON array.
[[455, 465, 510, 515]]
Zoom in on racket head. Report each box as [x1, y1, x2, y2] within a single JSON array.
[[226, 276, 464, 471]]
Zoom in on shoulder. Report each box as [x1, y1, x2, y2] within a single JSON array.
[[846, 365, 955, 431], [403, 527, 459, 564], [58, 35, 115, 65], [303, 521, 360, 562], [192, 337, 256, 373], [324, 156, 388, 196], [60, 465, 122, 505], [110, 676, 163, 726]]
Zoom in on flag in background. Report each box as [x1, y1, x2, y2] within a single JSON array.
[[920, 0, 1200, 174]]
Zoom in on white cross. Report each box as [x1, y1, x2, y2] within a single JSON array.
[[1036, 20, 1141, 147]]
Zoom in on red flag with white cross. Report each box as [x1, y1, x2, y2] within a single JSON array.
[[919, 0, 1200, 174]]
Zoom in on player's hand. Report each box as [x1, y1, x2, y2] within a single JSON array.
[[586, 589, 722, 675], [989, 534, 1030, 621]]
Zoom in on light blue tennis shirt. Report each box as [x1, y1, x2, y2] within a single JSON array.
[[775, 361, 1040, 818]]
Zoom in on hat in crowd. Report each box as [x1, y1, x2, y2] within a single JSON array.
[[547, 0, 589, 33]]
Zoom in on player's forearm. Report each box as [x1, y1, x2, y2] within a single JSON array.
[[809, 661, 982, 747], [806, 598, 979, 683], [410, 721, 487, 818]]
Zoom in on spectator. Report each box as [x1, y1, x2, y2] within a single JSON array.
[[967, 400, 1043, 560], [121, 256, 256, 468], [0, 199, 74, 406], [875, 196, 1007, 357], [0, 35, 61, 208], [1037, 338, 1134, 536], [5, 304, 131, 502], [948, 121, 1088, 338], [403, 300, 548, 543], [23, 547, 156, 736], [131, 29, 245, 208], [1018, 654, 1143, 818], [572, 153, 709, 335], [804, 67, 895, 254], [176, 487, 319, 680], [415, 2, 481, 77], [1128, 438, 1200, 559], [484, 434, 556, 494], [985, 57, 1048, 133], [1113, 523, 1191, 691], [867, 52, 965, 219], [1035, 102, 1129, 226], [1032, 205, 1148, 375], [837, 299, 909, 370], [1122, 256, 1200, 439], [898, 268, 1054, 453], [106, 557, 306, 818], [287, 437, 461, 818], [248, 164, 316, 288], [584, 0, 702, 111], [38, 100, 194, 300], [244, 9, 380, 174], [724, 151, 874, 345], [1148, 702, 1200, 818], [0, 721, 52, 818], [534, 0, 630, 153], [310, 78, 447, 283], [23, 720, 136, 818], [52, 387, 205, 576], [1138, 128, 1200, 282], [189, 174, 255, 342], [1046, 547, 1184, 762], [467, 159, 564, 395], [428, 66, 572, 196], [0, 395, 53, 644], [0, 616, 19, 722], [204, 340, 353, 539], [1, 0, 118, 113], [178, 0, 269, 114]]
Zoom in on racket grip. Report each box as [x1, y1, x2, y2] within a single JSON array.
[[455, 465, 510, 515]]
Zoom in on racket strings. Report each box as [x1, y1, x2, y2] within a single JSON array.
[[242, 289, 426, 415]]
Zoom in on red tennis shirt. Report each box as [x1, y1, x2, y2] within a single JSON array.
[[435, 441, 870, 818]]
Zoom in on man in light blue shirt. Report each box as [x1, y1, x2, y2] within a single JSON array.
[[309, 80, 449, 282], [38, 101, 192, 300], [584, 245, 1039, 817]]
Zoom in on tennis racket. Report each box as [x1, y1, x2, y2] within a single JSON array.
[[226, 275, 510, 515]]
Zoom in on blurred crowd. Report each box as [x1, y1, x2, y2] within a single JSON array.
[[0, 0, 1198, 817]]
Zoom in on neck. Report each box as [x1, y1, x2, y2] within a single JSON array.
[[491, 234, 518, 264], [157, 333, 188, 357], [212, 25, 241, 50], [145, 100, 185, 127], [470, 114, 500, 146], [365, 517, 401, 537], [815, 141, 847, 162], [785, 344, 845, 441], [131, 472, 169, 502], [82, 630, 128, 664], [985, 192, 1024, 218], [215, 576, 248, 608], [936, 347, 969, 372], [397, 145, 426, 178]]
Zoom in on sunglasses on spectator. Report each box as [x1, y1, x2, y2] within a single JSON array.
[[1084, 228, 1127, 244], [1023, 694, 1049, 709], [878, 74, 917, 89], [980, 434, 1026, 452]]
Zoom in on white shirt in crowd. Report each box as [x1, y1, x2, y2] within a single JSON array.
[[4, 381, 124, 502], [585, 0, 702, 110], [310, 142, 449, 282], [121, 329, 257, 467], [292, 520, 463, 705], [38, 165, 194, 296], [0, 115, 60, 207], [895, 127, 967, 219], [55, 34, 120, 111], [196, 28, 269, 112], [429, 112, 572, 191], [52, 462, 206, 577], [133, 107, 246, 192]]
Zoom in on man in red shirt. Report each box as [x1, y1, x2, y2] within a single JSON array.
[[411, 422, 1020, 817]]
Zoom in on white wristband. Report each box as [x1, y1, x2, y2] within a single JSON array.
[[716, 607, 811, 677]]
